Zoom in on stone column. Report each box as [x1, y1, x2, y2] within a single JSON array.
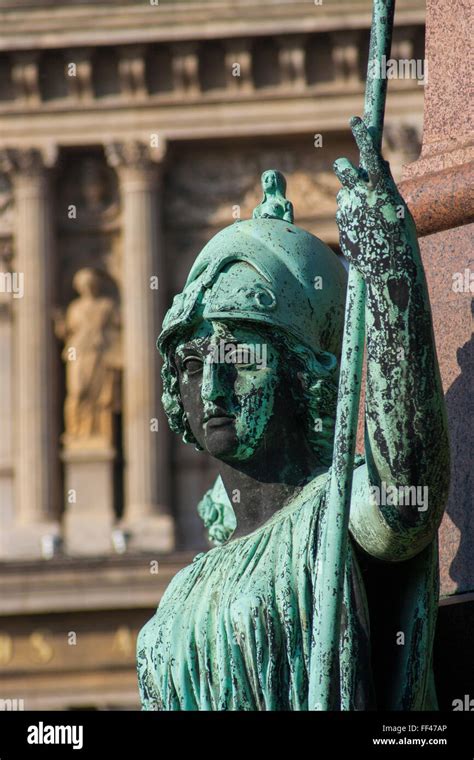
[[0, 148, 60, 558], [0, 243, 15, 545], [400, 0, 473, 600], [106, 140, 174, 552], [397, 0, 474, 708]]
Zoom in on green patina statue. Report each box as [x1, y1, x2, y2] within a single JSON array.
[[253, 169, 294, 223], [136, 116, 450, 710]]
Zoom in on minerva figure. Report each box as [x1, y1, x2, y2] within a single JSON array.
[[137, 119, 450, 710]]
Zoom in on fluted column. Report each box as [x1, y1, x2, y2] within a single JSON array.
[[0, 148, 60, 558], [0, 243, 15, 547], [106, 140, 174, 552]]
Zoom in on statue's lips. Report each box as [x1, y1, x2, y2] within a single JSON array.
[[203, 415, 234, 429]]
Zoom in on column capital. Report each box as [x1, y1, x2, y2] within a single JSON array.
[[105, 139, 167, 188], [0, 146, 58, 180]]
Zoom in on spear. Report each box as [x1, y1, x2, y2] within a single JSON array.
[[313, 0, 396, 710]]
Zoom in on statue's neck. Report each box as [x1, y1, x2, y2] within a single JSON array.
[[217, 433, 325, 540]]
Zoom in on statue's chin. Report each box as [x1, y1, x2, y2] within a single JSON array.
[[202, 421, 255, 462], [201, 418, 236, 457]]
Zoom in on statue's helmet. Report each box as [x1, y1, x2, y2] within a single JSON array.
[[158, 172, 347, 361]]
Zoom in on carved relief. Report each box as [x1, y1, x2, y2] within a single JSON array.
[[164, 146, 341, 229], [11, 51, 40, 104], [331, 31, 361, 85], [57, 155, 119, 229], [171, 42, 200, 96], [59, 232, 122, 304], [118, 45, 147, 99], [0, 173, 14, 235], [0, 27, 425, 110], [224, 40, 253, 92], [64, 48, 94, 101], [277, 35, 307, 90], [0, 147, 48, 177], [106, 140, 162, 172], [0, 240, 14, 316]]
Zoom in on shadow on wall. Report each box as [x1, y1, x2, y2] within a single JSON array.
[[444, 298, 473, 594]]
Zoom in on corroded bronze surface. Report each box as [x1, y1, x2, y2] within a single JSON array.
[[137, 154, 449, 709], [136, 0, 450, 712]]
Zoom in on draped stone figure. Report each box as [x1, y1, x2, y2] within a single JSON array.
[[55, 267, 122, 447], [137, 120, 449, 710]]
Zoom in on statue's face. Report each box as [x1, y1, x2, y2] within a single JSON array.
[[262, 171, 277, 192], [73, 268, 100, 298], [174, 319, 283, 461]]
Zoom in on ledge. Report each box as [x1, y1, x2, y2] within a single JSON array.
[[399, 160, 474, 238], [0, 1, 425, 51], [0, 552, 195, 616]]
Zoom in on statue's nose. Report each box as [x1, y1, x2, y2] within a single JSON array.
[[201, 358, 228, 403]]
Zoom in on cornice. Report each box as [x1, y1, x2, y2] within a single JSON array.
[[0, 1, 425, 51]]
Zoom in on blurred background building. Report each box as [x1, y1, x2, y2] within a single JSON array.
[[1, 0, 467, 710]]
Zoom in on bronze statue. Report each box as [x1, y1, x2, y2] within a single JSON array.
[[137, 0, 449, 710], [137, 127, 449, 708]]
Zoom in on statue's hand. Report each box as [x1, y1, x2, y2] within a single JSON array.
[[334, 117, 417, 284]]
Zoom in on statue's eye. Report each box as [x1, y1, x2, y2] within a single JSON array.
[[182, 356, 203, 375]]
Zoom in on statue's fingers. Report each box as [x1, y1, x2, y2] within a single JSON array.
[[350, 116, 382, 182], [333, 158, 359, 189]]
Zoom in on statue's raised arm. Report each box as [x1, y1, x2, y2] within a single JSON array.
[[334, 117, 450, 561]]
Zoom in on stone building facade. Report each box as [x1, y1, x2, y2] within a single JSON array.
[[0, 0, 443, 709]]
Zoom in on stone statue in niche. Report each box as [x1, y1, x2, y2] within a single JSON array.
[[137, 119, 449, 710], [55, 267, 122, 448]]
